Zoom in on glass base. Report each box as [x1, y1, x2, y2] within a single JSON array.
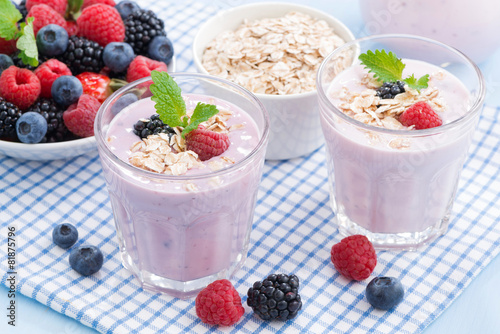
[[334, 206, 449, 251], [120, 250, 247, 299]]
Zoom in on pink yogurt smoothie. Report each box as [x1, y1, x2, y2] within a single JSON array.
[[321, 59, 476, 236], [101, 94, 263, 294]]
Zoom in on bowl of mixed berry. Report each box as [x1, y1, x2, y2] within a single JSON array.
[[0, 0, 175, 160]]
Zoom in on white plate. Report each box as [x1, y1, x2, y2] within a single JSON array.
[[0, 57, 176, 161]]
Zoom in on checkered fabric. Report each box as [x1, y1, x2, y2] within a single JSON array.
[[1, 1, 500, 333]]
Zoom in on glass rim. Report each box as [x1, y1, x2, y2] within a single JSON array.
[[316, 33, 486, 136], [95, 72, 270, 181]]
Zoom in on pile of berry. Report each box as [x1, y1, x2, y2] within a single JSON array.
[[0, 0, 174, 144]]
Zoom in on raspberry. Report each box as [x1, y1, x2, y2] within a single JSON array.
[[76, 4, 125, 47], [126, 55, 168, 83], [399, 101, 443, 130], [34, 59, 72, 98], [195, 279, 244, 326], [331, 235, 377, 281], [27, 4, 67, 37], [63, 94, 101, 137], [76, 72, 111, 103], [82, 0, 116, 10], [185, 125, 230, 161], [26, 0, 67, 16], [0, 37, 17, 55], [65, 20, 79, 36], [0, 66, 41, 110]]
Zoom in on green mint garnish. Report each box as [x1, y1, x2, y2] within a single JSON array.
[[358, 49, 429, 91], [150, 70, 220, 137], [16, 18, 38, 67], [0, 0, 38, 67], [0, 0, 22, 41]]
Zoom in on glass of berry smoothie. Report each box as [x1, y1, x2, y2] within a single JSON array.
[[317, 35, 485, 250], [95, 72, 269, 298]]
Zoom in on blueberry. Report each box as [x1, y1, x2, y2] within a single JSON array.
[[36, 24, 69, 57], [147, 36, 174, 64], [103, 42, 135, 73], [115, 1, 141, 20], [52, 223, 78, 249], [0, 54, 14, 76], [51, 75, 83, 107], [69, 245, 104, 276], [16, 112, 48, 143], [366, 276, 404, 310], [110, 93, 138, 115]]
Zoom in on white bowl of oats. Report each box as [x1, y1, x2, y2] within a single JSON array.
[[193, 2, 355, 160]]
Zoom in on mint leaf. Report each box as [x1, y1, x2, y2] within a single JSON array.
[[358, 50, 405, 83], [181, 103, 219, 137], [403, 74, 429, 91], [16, 18, 38, 67], [150, 71, 187, 128], [0, 0, 22, 40]]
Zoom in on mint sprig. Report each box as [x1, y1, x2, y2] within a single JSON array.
[[150, 71, 220, 137], [358, 49, 429, 91], [0, 0, 38, 67]]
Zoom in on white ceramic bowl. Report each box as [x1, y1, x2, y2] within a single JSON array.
[[0, 57, 176, 161], [193, 2, 355, 160]]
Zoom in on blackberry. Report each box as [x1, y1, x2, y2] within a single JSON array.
[[58, 36, 104, 75], [247, 274, 302, 321], [124, 9, 166, 56], [376, 81, 406, 99], [0, 97, 22, 140], [11, 51, 48, 70], [133, 114, 175, 139], [26, 98, 74, 143]]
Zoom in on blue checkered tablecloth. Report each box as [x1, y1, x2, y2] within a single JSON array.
[[1, 1, 500, 333]]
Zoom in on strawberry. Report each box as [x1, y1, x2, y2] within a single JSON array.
[[399, 101, 443, 129], [75, 72, 111, 103], [185, 125, 231, 161]]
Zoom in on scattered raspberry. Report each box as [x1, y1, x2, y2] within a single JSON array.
[[0, 66, 41, 110], [75, 72, 111, 103], [76, 4, 125, 47], [195, 279, 244, 326], [34, 59, 72, 98], [27, 4, 67, 36], [0, 37, 17, 55], [331, 235, 377, 281], [82, 0, 115, 10], [65, 20, 79, 36], [63, 94, 101, 137], [186, 125, 230, 161], [399, 101, 443, 130], [26, 0, 67, 16], [126, 55, 168, 83]]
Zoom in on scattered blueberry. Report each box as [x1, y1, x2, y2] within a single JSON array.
[[36, 24, 69, 57], [103, 42, 135, 73], [51, 75, 83, 107], [0, 54, 14, 76], [69, 245, 104, 276], [147, 36, 174, 65], [16, 112, 48, 143], [115, 0, 141, 20], [366, 276, 404, 310], [110, 93, 138, 115], [52, 223, 79, 249]]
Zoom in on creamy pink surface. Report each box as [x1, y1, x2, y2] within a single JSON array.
[[101, 94, 262, 283], [321, 59, 476, 234], [359, 0, 500, 63]]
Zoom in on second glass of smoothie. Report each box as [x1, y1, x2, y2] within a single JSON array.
[[95, 73, 269, 298], [317, 35, 485, 250]]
